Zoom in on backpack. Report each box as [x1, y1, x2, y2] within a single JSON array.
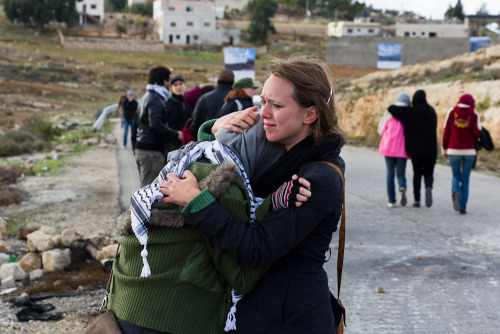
[[476, 127, 494, 152]]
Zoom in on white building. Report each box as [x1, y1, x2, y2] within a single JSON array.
[[327, 20, 381, 38], [395, 20, 469, 38], [76, 0, 104, 24], [154, 0, 240, 45]]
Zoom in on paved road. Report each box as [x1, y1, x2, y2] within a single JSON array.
[[113, 123, 500, 332], [324, 146, 500, 333]]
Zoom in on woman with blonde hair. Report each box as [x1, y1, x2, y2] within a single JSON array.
[[160, 54, 346, 333]]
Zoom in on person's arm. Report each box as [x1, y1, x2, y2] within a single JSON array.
[[441, 108, 453, 158], [161, 162, 343, 269], [377, 110, 391, 136], [388, 105, 410, 124], [472, 111, 482, 138], [148, 98, 180, 142]]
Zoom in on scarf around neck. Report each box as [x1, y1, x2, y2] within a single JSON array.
[[146, 83, 169, 101]]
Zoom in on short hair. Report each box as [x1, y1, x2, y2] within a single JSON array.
[[269, 54, 344, 144], [148, 66, 171, 85]]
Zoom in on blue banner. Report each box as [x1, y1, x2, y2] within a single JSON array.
[[470, 37, 491, 52], [224, 48, 255, 81], [377, 43, 402, 69]]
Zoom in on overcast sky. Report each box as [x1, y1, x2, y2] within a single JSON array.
[[365, 0, 500, 20]]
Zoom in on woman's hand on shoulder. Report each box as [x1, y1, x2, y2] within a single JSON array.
[[271, 174, 311, 211], [211, 107, 259, 134], [158, 171, 201, 207]]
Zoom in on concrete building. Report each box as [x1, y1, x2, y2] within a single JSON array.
[[327, 20, 381, 38], [395, 21, 469, 38], [76, 0, 104, 24], [153, 0, 240, 45]]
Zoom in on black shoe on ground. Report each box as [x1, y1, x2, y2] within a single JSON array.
[[400, 188, 407, 206], [413, 201, 421, 208], [452, 192, 460, 211], [425, 187, 432, 207], [459, 209, 467, 215]]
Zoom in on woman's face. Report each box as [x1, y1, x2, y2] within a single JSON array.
[[171, 80, 186, 95], [260, 75, 316, 151], [243, 87, 255, 98]]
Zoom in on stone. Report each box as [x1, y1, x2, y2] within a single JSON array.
[[0, 218, 7, 240], [29, 269, 44, 281], [27, 230, 56, 252], [0, 241, 11, 253], [375, 286, 385, 293], [18, 252, 42, 273], [0, 253, 9, 266], [40, 225, 57, 235], [102, 244, 118, 259], [95, 251, 104, 261], [60, 228, 80, 247], [1, 276, 16, 289], [42, 248, 71, 272], [0, 263, 27, 281]]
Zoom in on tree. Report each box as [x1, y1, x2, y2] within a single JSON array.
[[445, 0, 465, 21], [476, 3, 489, 15], [4, 0, 82, 31], [247, 0, 278, 45]]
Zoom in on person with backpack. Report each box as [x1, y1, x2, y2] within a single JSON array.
[[442, 94, 482, 214], [217, 77, 257, 118], [122, 90, 138, 149]]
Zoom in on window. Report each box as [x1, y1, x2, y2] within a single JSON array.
[[421, 32, 425, 36], [186, 6, 194, 12], [368, 29, 374, 33], [187, 22, 193, 26], [171, 22, 176, 27], [429, 32, 437, 37], [91, 4, 96, 9], [204, 22, 210, 27], [194, 35, 198, 40], [176, 35, 180, 39], [357, 29, 360, 32], [347, 28, 353, 33], [168, 7, 175, 11], [412, 31, 416, 36], [404, 31, 410, 37]]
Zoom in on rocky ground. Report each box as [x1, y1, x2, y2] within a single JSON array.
[[0, 129, 123, 333]]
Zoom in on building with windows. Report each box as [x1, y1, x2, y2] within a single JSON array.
[[76, 0, 104, 24], [327, 20, 381, 38], [153, 0, 239, 45], [395, 21, 469, 38]]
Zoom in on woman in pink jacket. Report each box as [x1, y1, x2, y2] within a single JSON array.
[[378, 93, 410, 208], [442, 94, 482, 214]]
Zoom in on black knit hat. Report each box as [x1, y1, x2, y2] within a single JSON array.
[[170, 75, 185, 85]]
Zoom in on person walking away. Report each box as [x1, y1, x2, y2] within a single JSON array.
[[217, 77, 257, 118], [442, 94, 482, 214], [166, 75, 193, 151], [389, 89, 437, 208], [378, 93, 410, 208], [132, 66, 183, 187], [188, 69, 234, 139], [122, 90, 138, 149]]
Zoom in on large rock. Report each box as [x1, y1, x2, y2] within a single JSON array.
[[29, 269, 44, 281], [18, 252, 42, 273], [0, 263, 27, 281], [40, 225, 57, 235], [1, 276, 16, 289], [0, 253, 9, 266], [60, 228, 80, 247], [27, 230, 56, 252], [42, 249, 71, 272], [102, 244, 119, 259], [0, 218, 7, 240]]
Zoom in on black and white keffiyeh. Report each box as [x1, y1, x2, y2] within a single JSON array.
[[145, 83, 169, 101], [130, 140, 261, 277]]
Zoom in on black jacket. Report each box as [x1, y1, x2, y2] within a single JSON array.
[[217, 96, 254, 118], [189, 81, 233, 139], [389, 90, 437, 158], [122, 99, 138, 121], [131, 90, 178, 153], [166, 94, 193, 150], [186, 147, 345, 334]]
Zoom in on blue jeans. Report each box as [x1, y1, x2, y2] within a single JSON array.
[[123, 118, 133, 147], [449, 155, 475, 210], [385, 157, 407, 204]]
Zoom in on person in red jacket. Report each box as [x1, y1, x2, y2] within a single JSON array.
[[442, 94, 482, 214]]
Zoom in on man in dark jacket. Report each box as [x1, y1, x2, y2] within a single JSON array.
[[131, 66, 183, 187], [389, 89, 438, 208], [188, 69, 234, 139]]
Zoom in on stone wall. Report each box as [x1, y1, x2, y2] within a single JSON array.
[[326, 36, 500, 67], [64, 37, 164, 53]]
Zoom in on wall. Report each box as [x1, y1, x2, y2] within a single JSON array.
[[64, 37, 164, 52], [325, 36, 498, 67]]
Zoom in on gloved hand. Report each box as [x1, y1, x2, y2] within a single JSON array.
[[271, 175, 311, 211]]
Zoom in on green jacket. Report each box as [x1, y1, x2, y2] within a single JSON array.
[[108, 162, 271, 334]]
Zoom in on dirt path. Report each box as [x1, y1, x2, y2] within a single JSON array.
[[0, 120, 127, 333]]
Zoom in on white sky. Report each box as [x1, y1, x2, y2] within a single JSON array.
[[365, 0, 500, 20]]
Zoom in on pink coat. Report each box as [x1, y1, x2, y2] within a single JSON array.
[[379, 117, 409, 158]]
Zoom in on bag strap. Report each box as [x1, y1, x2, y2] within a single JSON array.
[[100, 244, 121, 314], [322, 161, 346, 326]]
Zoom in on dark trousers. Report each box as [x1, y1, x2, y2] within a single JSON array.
[[411, 156, 436, 202]]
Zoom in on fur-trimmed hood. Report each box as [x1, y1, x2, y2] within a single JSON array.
[[116, 162, 237, 235]]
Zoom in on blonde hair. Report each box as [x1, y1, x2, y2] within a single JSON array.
[[269, 54, 344, 144]]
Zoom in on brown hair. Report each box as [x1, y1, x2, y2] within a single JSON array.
[[224, 88, 250, 102], [269, 54, 344, 144]]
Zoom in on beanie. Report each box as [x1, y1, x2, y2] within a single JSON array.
[[127, 90, 134, 97], [170, 75, 185, 85], [395, 93, 410, 106]]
